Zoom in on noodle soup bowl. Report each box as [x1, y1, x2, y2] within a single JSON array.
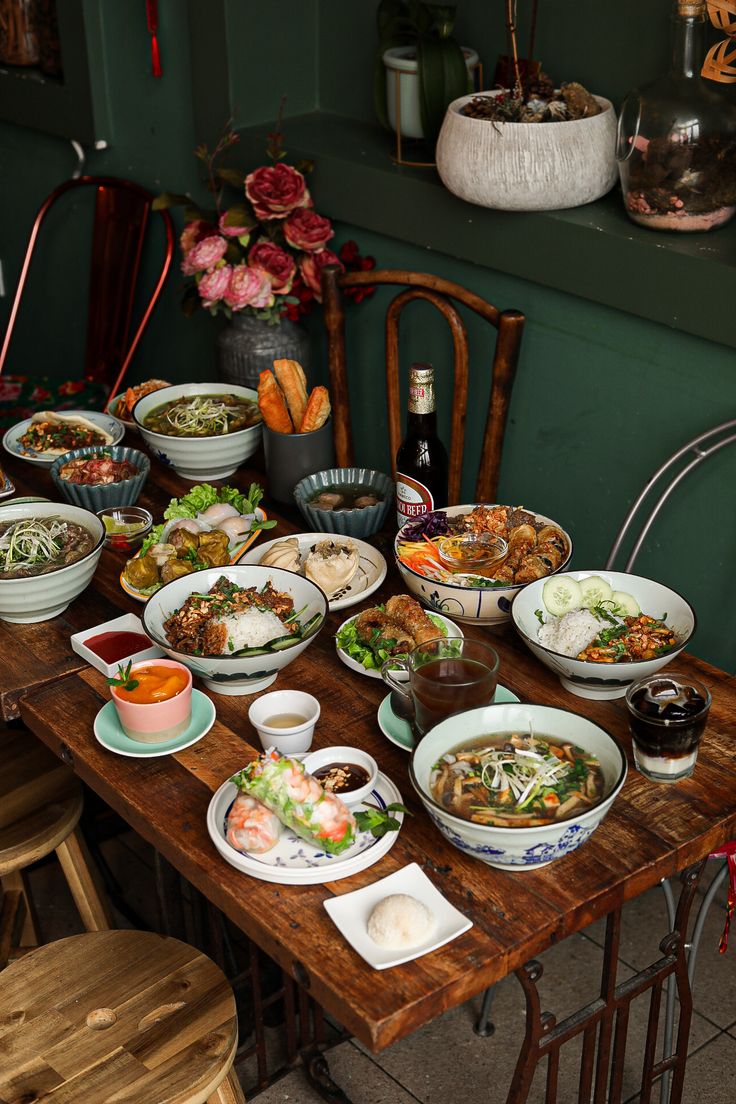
[[133, 382, 262, 482], [512, 570, 696, 701], [0, 501, 104, 623], [143, 565, 328, 696], [410, 703, 627, 870]]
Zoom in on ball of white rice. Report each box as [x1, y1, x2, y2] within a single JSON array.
[[538, 609, 602, 658], [218, 609, 287, 651], [366, 894, 435, 949]]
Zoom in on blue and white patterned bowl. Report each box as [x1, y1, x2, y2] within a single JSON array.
[[49, 445, 150, 511], [410, 703, 626, 870]]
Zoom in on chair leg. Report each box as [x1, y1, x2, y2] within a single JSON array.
[[474, 983, 496, 1037], [55, 826, 114, 931], [1, 869, 40, 947], [207, 1068, 246, 1103]]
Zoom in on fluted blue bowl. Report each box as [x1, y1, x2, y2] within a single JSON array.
[[50, 445, 150, 511], [293, 468, 394, 540]]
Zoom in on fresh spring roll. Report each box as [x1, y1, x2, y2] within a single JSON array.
[[226, 793, 282, 855], [231, 751, 357, 855]]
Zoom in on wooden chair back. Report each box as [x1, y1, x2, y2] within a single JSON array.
[[0, 175, 174, 403], [321, 267, 525, 504]]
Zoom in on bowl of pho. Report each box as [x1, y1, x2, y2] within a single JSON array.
[[133, 382, 262, 482], [0, 501, 104, 622], [410, 702, 626, 870], [142, 564, 328, 695], [512, 570, 695, 700]]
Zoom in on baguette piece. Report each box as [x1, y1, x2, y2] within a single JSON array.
[[273, 359, 308, 431], [257, 370, 293, 433], [299, 386, 331, 433]]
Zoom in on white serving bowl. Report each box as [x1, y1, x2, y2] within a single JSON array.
[[132, 382, 262, 482], [302, 745, 379, 806], [394, 504, 573, 627], [142, 565, 328, 696], [512, 570, 696, 701], [410, 703, 627, 870], [248, 689, 321, 754], [0, 501, 104, 623]]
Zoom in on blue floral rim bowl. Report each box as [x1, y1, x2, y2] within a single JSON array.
[[293, 468, 394, 540], [409, 703, 626, 871], [49, 445, 150, 511]]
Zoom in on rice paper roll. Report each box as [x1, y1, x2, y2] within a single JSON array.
[[232, 752, 357, 855], [226, 792, 282, 854]]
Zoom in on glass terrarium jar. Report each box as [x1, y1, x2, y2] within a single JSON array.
[[617, 0, 736, 231]]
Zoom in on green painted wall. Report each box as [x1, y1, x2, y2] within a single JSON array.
[[0, 0, 733, 672]]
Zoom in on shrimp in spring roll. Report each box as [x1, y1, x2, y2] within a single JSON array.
[[227, 792, 282, 854]]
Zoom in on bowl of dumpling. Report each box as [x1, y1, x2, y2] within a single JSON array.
[[293, 467, 394, 540]]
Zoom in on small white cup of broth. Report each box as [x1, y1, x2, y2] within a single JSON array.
[[248, 690, 320, 754]]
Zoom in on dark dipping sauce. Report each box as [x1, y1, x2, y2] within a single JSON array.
[[84, 630, 152, 664], [312, 762, 370, 794]]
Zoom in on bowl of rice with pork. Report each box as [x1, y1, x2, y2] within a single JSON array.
[[142, 565, 328, 695], [512, 569, 695, 701]]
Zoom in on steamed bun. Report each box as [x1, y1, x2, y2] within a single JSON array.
[[260, 537, 301, 572], [304, 539, 359, 598], [366, 894, 435, 949]]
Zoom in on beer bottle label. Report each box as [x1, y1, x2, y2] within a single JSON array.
[[396, 470, 434, 528]]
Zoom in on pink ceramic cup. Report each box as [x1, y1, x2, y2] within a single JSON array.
[[111, 659, 193, 744]]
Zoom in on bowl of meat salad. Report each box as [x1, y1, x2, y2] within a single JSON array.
[[512, 570, 696, 700], [142, 565, 328, 695], [50, 446, 150, 511]]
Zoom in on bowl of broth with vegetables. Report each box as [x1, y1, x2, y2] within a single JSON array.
[[133, 383, 263, 482], [294, 467, 394, 539], [410, 702, 626, 870]]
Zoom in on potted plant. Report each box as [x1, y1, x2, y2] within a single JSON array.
[[375, 0, 478, 150], [435, 1, 618, 210], [154, 119, 375, 389]]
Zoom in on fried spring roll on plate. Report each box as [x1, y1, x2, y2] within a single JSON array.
[[299, 385, 331, 433], [257, 370, 293, 433], [273, 358, 308, 431]]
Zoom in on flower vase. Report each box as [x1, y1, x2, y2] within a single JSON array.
[[216, 315, 310, 391]]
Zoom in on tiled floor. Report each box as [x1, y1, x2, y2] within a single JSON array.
[[19, 814, 736, 1104]]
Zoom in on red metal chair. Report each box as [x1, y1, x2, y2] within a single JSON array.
[[0, 175, 174, 407]]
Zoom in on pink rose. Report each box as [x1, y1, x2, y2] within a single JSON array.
[[218, 211, 250, 241], [197, 264, 232, 309], [224, 265, 275, 311], [180, 219, 214, 255], [299, 249, 344, 300], [284, 208, 334, 252], [245, 163, 310, 220], [248, 240, 296, 294], [182, 234, 228, 276]]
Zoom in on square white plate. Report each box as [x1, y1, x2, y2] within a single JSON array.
[[70, 612, 163, 677], [323, 862, 472, 970]]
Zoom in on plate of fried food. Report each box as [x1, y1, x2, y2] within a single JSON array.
[[240, 532, 387, 611], [3, 409, 125, 465], [0, 464, 14, 499], [106, 379, 171, 429], [335, 594, 463, 678]]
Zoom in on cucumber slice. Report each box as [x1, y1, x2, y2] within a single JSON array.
[[234, 646, 272, 657], [579, 576, 613, 609], [300, 612, 323, 636], [269, 634, 301, 651], [611, 590, 641, 617], [542, 576, 583, 617]]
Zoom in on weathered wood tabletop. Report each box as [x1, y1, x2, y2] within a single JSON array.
[[4, 450, 736, 1057]]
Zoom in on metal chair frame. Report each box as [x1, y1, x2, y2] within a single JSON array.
[[0, 175, 174, 405]]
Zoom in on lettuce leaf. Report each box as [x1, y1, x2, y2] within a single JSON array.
[[336, 612, 448, 671]]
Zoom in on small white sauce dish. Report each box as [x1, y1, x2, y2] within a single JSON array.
[[70, 612, 163, 678], [302, 745, 378, 806], [248, 689, 320, 754]]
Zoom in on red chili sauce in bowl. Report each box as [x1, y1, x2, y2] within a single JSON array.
[[84, 630, 152, 665]]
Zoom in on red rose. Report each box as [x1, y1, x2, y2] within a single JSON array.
[[245, 163, 311, 220], [284, 208, 334, 252], [248, 240, 296, 294], [299, 249, 344, 301]]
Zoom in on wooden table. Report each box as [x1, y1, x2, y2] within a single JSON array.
[[4, 451, 736, 1104]]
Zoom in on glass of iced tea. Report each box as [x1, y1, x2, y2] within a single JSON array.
[[625, 673, 711, 783], [381, 637, 500, 738]]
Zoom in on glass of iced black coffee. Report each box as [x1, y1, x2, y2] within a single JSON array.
[[625, 673, 711, 783]]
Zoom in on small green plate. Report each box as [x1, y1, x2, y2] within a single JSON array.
[[377, 683, 521, 752], [94, 689, 216, 758]]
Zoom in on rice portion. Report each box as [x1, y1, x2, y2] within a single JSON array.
[[217, 609, 287, 652], [538, 609, 602, 658]]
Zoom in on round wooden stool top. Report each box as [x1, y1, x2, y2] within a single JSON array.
[[0, 729, 83, 876], [0, 930, 239, 1104]]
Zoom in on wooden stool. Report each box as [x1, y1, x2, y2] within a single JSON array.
[[0, 929, 246, 1102], [0, 728, 113, 966]]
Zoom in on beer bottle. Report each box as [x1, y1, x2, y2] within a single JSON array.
[[395, 363, 448, 528]]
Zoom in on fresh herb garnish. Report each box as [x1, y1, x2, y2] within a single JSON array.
[[354, 802, 411, 838], [534, 608, 545, 625], [106, 661, 139, 692]]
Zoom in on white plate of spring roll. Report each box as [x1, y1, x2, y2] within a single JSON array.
[[335, 603, 463, 680], [240, 532, 387, 612], [207, 768, 404, 884]]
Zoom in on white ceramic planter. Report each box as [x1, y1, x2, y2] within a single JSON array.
[[436, 90, 618, 210], [384, 46, 479, 140]]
